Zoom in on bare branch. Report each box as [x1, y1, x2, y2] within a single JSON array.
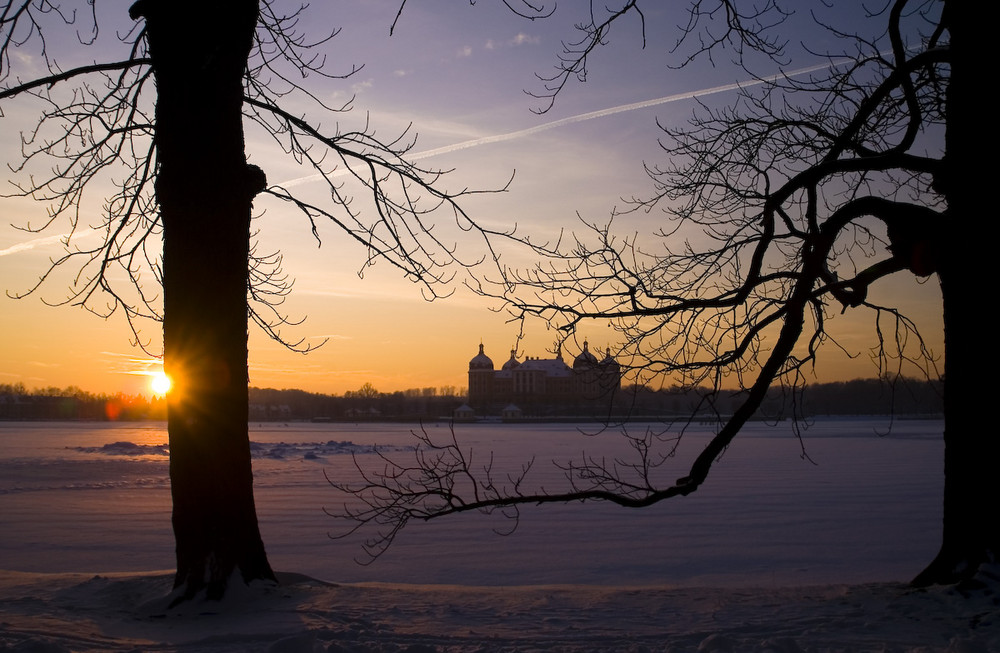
[[330, 0, 948, 559], [3, 2, 511, 354]]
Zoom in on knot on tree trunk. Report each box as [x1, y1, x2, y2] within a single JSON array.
[[244, 164, 267, 198], [887, 214, 939, 277], [128, 0, 152, 21]]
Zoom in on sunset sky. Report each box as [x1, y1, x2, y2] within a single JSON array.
[[0, 1, 943, 397]]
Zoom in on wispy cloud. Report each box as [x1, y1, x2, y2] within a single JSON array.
[[352, 79, 374, 94], [485, 33, 539, 50], [295, 288, 357, 299], [248, 362, 374, 377], [98, 351, 163, 376], [278, 60, 836, 189], [508, 32, 539, 46]]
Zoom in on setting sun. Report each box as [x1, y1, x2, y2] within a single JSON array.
[[150, 372, 172, 396]]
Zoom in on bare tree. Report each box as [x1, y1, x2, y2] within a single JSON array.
[[0, 1, 502, 602], [331, 0, 993, 586]]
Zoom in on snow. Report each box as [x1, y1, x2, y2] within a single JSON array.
[[2, 569, 998, 651], [2, 418, 997, 651]]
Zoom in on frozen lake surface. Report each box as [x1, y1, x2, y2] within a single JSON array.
[[0, 418, 943, 587]]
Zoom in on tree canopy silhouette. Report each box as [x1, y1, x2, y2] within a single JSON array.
[[0, 0, 502, 601], [330, 0, 993, 586]]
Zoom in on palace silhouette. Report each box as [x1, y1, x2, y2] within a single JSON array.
[[464, 342, 622, 417]]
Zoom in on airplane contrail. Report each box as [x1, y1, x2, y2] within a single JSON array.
[[0, 228, 96, 257], [278, 60, 838, 189], [2, 61, 840, 254]]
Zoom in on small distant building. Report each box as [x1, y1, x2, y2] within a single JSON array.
[[501, 403, 523, 421], [453, 403, 476, 421], [249, 403, 291, 421], [344, 406, 382, 419], [468, 342, 621, 415]]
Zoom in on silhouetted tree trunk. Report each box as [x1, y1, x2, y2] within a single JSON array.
[[131, 0, 275, 600], [914, 4, 999, 586], [6, 0, 491, 601]]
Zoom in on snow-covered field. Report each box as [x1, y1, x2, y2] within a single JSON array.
[[2, 418, 997, 652]]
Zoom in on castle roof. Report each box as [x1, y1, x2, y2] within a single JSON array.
[[519, 356, 572, 377], [573, 340, 599, 368], [469, 343, 494, 370], [501, 349, 520, 371], [601, 347, 621, 370]]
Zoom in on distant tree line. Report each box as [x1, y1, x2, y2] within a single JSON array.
[[784, 377, 944, 418], [248, 384, 467, 422], [619, 377, 944, 421], [0, 378, 941, 422], [0, 383, 167, 421]]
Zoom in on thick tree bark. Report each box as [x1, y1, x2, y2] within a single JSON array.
[[131, 0, 275, 601], [913, 1, 999, 586]]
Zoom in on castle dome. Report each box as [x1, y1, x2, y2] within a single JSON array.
[[501, 349, 521, 370], [600, 347, 620, 371], [573, 340, 599, 368], [469, 343, 494, 370]]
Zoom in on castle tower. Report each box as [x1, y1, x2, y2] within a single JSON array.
[[467, 343, 495, 408]]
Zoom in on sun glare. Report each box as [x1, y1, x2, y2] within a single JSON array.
[[151, 372, 172, 396]]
